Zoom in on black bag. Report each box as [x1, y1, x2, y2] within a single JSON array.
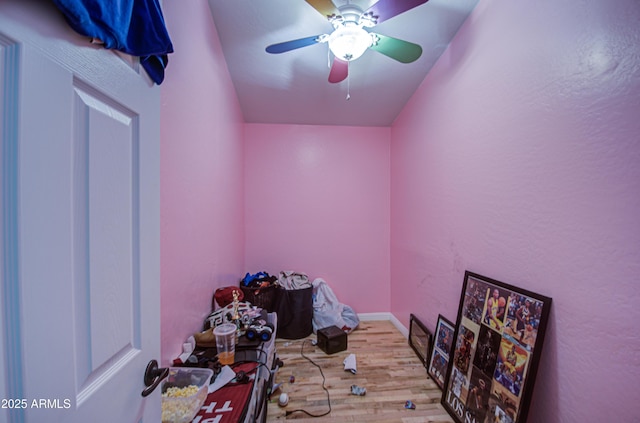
[[273, 286, 313, 339]]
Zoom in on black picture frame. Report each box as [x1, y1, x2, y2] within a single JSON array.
[[408, 313, 432, 367], [441, 271, 552, 423], [428, 314, 455, 390]]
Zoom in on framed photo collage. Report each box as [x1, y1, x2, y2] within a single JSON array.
[[412, 271, 551, 423]]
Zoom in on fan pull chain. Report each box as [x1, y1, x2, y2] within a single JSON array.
[[346, 61, 351, 100]]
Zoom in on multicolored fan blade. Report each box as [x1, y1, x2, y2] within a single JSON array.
[[369, 33, 422, 63], [305, 0, 341, 19], [266, 36, 323, 54], [328, 57, 348, 83], [364, 0, 429, 25]]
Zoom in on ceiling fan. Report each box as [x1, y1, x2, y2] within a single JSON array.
[[266, 0, 428, 84]]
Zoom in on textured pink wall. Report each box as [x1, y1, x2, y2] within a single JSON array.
[[160, 1, 245, 365], [244, 124, 390, 312], [390, 0, 640, 422]]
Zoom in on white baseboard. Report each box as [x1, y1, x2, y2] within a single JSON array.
[[357, 312, 391, 321], [358, 312, 409, 338]]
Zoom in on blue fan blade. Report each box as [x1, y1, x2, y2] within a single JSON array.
[[266, 36, 322, 54], [364, 0, 429, 25]]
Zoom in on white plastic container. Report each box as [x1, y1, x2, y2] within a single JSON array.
[[161, 367, 213, 423]]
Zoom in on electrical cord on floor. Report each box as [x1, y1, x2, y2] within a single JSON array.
[[231, 360, 271, 376], [285, 339, 332, 418]]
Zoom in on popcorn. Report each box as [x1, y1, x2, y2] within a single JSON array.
[[163, 385, 199, 398], [161, 384, 206, 423]]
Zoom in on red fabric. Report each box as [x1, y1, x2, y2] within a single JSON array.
[[213, 286, 244, 308], [191, 363, 254, 423]]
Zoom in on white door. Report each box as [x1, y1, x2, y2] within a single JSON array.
[[1, 1, 161, 422]]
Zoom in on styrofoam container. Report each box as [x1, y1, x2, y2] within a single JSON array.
[[161, 367, 213, 423]]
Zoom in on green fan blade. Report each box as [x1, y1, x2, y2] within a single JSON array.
[[368, 33, 422, 63]]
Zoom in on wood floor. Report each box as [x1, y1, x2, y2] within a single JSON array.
[[266, 320, 455, 423]]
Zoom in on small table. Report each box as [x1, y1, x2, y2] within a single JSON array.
[[191, 313, 279, 423]]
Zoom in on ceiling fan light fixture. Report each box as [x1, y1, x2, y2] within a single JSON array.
[[328, 25, 372, 61]]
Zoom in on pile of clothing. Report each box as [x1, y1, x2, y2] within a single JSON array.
[[240, 271, 277, 289]]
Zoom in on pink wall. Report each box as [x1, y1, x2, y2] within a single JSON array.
[[244, 124, 390, 312], [160, 1, 245, 365], [390, 0, 640, 422]]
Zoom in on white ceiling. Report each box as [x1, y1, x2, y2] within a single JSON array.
[[207, 0, 478, 127]]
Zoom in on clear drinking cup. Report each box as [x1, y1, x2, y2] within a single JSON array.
[[213, 323, 237, 365]]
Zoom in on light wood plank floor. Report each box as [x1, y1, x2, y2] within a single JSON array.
[[266, 320, 455, 423]]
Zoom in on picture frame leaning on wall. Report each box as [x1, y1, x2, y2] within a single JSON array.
[[441, 271, 551, 423], [428, 314, 455, 390], [408, 313, 432, 367]]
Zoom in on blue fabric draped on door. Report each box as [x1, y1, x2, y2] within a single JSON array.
[[53, 0, 174, 84]]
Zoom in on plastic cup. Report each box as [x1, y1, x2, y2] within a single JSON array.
[[213, 323, 237, 365]]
